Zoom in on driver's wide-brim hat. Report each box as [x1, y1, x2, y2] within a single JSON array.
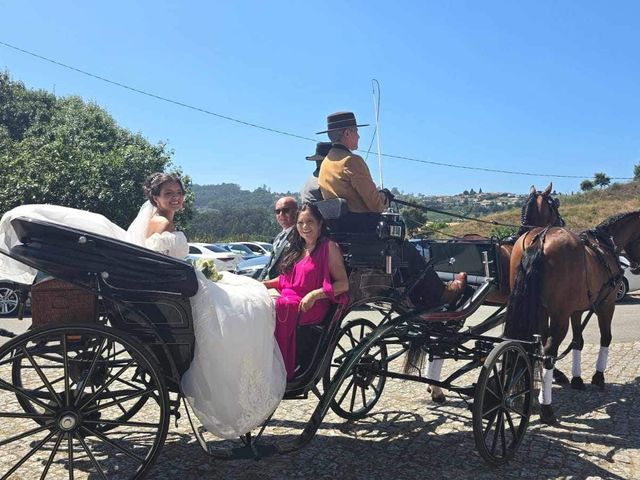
[[316, 111, 369, 134], [306, 142, 332, 161]]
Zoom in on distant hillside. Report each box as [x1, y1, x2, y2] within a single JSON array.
[[431, 181, 640, 239], [187, 183, 297, 242]]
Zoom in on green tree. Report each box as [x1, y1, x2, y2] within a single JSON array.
[[634, 164, 640, 180], [580, 179, 594, 191], [0, 72, 187, 227], [593, 172, 611, 189]]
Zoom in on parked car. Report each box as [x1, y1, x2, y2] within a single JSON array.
[[217, 243, 258, 260], [616, 255, 640, 301], [0, 280, 30, 317], [235, 255, 269, 279], [187, 243, 243, 272], [233, 241, 273, 256]]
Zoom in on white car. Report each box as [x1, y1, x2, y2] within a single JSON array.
[[232, 241, 273, 256], [616, 256, 640, 301], [187, 243, 243, 272]]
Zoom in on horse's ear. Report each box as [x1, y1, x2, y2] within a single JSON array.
[[543, 183, 552, 195], [530, 185, 536, 194]]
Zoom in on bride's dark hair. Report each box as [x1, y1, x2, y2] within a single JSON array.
[[143, 172, 184, 207], [278, 203, 328, 274]]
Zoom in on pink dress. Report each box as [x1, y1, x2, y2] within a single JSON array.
[[275, 239, 348, 379]]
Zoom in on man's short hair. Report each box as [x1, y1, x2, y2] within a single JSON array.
[[328, 128, 348, 143]]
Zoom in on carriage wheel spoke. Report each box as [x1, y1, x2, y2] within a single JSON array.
[[504, 409, 517, 439], [349, 381, 358, 412], [500, 410, 508, 457], [79, 358, 136, 409], [40, 431, 65, 480], [336, 378, 355, 406], [482, 403, 501, 419], [507, 405, 526, 419], [80, 426, 146, 464], [507, 363, 527, 391], [62, 335, 71, 407], [83, 418, 159, 429], [2, 428, 57, 479], [360, 385, 367, 408], [73, 337, 107, 406], [75, 432, 109, 480], [105, 385, 132, 415], [0, 377, 56, 413], [490, 410, 503, 455], [345, 330, 358, 349], [0, 420, 55, 447], [483, 407, 498, 438], [21, 346, 63, 408], [83, 388, 150, 415], [68, 432, 75, 480], [0, 411, 54, 420], [491, 365, 504, 393]]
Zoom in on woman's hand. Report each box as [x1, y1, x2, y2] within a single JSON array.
[[299, 290, 320, 312]]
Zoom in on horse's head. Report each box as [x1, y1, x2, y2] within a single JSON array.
[[521, 183, 565, 229], [598, 211, 640, 273]]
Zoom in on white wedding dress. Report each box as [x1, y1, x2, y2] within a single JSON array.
[[0, 203, 286, 439]]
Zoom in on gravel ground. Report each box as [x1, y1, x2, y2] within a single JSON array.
[[2, 338, 637, 480]]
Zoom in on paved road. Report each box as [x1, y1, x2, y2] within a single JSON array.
[[1, 298, 639, 479]]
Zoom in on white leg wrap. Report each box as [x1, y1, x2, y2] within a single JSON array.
[[572, 349, 582, 378], [427, 358, 443, 380], [538, 368, 553, 405], [595, 346, 609, 372]]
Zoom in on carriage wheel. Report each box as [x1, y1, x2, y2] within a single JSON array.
[[323, 318, 388, 420], [0, 324, 169, 479], [472, 340, 533, 466]]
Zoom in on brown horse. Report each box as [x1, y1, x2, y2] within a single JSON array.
[[504, 211, 640, 424], [427, 183, 564, 403]]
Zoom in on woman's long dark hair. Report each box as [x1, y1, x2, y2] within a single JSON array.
[[278, 203, 329, 274]]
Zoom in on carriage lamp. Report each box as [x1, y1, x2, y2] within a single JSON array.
[[377, 211, 406, 241]]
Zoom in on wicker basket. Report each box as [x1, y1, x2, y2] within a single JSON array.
[[31, 279, 98, 327]]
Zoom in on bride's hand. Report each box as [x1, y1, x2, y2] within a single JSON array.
[[299, 291, 318, 312]]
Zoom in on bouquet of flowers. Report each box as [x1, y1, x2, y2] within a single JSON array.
[[190, 258, 223, 282]]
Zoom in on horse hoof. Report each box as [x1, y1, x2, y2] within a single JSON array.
[[591, 371, 605, 390], [427, 386, 446, 404], [539, 404, 559, 425], [553, 369, 570, 385], [570, 377, 585, 390]]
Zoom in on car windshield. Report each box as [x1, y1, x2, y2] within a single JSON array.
[[228, 244, 254, 255], [261, 243, 273, 252], [204, 244, 230, 253]]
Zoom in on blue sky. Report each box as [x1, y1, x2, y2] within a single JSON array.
[[1, 1, 638, 196]]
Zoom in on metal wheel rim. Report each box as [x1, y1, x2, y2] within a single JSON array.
[[0, 325, 169, 479], [472, 341, 533, 466], [0, 286, 19, 316]]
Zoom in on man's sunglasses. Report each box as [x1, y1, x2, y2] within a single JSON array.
[[274, 207, 292, 215]]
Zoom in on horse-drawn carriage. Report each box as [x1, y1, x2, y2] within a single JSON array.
[[0, 199, 548, 479]]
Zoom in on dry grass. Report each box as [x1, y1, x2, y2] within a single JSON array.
[[426, 181, 640, 239]]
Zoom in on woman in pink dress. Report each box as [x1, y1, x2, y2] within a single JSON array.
[[263, 203, 349, 380]]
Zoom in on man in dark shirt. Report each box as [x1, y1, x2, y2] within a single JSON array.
[[300, 142, 332, 204], [259, 196, 298, 280]]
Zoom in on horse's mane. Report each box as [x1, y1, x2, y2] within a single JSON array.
[[517, 191, 564, 235], [596, 210, 640, 230], [519, 193, 537, 226]]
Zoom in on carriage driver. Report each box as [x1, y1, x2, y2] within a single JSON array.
[[317, 111, 467, 308]]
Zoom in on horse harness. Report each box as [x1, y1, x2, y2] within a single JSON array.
[[579, 227, 624, 308]]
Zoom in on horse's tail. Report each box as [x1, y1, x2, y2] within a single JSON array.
[[504, 234, 546, 341]]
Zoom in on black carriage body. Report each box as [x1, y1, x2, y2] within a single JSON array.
[[429, 240, 500, 281], [7, 217, 197, 390]]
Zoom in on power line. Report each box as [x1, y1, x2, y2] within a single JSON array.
[[0, 40, 633, 181]]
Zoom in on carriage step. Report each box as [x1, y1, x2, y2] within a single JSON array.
[[282, 391, 308, 400]]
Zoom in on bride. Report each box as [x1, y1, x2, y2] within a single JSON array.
[[0, 172, 286, 439]]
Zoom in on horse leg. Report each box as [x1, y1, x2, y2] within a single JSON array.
[[592, 304, 614, 390], [569, 311, 586, 390], [426, 358, 445, 404], [539, 314, 570, 425]]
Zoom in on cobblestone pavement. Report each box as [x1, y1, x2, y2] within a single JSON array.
[[3, 339, 637, 479]]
